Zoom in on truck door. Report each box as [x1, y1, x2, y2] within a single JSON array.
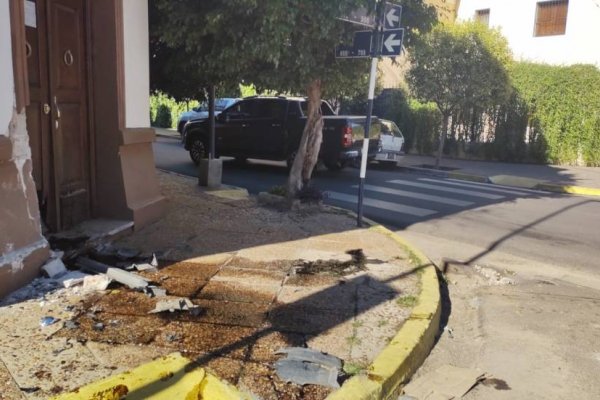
[[216, 100, 254, 155], [244, 99, 287, 158]]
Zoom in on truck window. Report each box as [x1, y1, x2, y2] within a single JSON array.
[[300, 100, 336, 116], [255, 99, 287, 120]]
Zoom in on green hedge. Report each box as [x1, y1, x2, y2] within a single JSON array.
[[369, 63, 600, 166], [150, 92, 200, 129]]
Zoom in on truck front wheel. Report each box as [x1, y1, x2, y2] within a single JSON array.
[[189, 138, 207, 165]]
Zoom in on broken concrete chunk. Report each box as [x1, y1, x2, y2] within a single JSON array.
[[144, 286, 167, 298], [133, 263, 158, 273], [149, 298, 198, 314], [56, 271, 89, 288], [42, 258, 67, 278], [150, 253, 159, 267], [82, 274, 112, 293], [274, 347, 342, 388], [76, 257, 149, 290], [275, 347, 342, 370]]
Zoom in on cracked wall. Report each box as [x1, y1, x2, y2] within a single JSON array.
[[0, 2, 49, 298]]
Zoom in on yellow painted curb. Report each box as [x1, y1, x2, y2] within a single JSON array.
[[328, 225, 442, 400], [488, 174, 541, 189], [535, 183, 600, 197], [51, 353, 250, 400], [447, 172, 488, 183]]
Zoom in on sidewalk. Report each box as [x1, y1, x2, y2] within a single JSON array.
[[0, 171, 439, 400], [399, 154, 600, 193], [154, 127, 181, 140]]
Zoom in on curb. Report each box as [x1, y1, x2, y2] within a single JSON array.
[[535, 182, 600, 197], [51, 353, 251, 400], [327, 225, 442, 400], [399, 165, 600, 198]]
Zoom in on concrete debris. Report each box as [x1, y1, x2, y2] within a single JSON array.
[[444, 326, 454, 339], [40, 316, 59, 327], [56, 271, 89, 288], [144, 286, 167, 298], [93, 322, 105, 331], [274, 347, 342, 388], [402, 364, 489, 400], [64, 320, 79, 330], [149, 298, 198, 314], [42, 257, 67, 278], [133, 263, 158, 273], [77, 257, 149, 290], [82, 274, 112, 293], [150, 253, 159, 267], [473, 265, 516, 286]]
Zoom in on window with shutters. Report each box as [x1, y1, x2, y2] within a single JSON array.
[[535, 0, 569, 36], [475, 9, 490, 27]]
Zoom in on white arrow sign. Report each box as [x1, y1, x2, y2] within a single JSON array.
[[386, 8, 399, 28], [381, 29, 404, 57], [384, 3, 402, 30], [383, 33, 401, 52]]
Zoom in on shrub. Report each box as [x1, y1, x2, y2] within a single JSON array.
[[154, 104, 172, 128]]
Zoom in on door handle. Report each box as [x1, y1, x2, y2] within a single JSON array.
[[43, 104, 51, 115], [242, 124, 249, 128], [53, 96, 61, 119], [272, 123, 281, 127]]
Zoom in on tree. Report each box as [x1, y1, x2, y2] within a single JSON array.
[[407, 22, 513, 167], [151, 0, 437, 196]]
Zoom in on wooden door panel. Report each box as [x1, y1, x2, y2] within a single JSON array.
[[48, 0, 90, 230], [50, 3, 83, 90]]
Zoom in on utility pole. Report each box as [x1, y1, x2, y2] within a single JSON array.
[[357, 2, 384, 227]]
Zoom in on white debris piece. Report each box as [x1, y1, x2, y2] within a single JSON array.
[[56, 271, 89, 288], [42, 258, 67, 278], [149, 298, 198, 314], [82, 274, 112, 293]]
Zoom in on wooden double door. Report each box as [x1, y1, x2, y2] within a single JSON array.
[[26, 0, 91, 231]]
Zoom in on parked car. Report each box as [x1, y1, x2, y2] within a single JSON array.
[[177, 97, 240, 135], [373, 119, 404, 166], [183, 96, 382, 170]]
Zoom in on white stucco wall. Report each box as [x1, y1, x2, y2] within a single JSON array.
[[122, 0, 150, 128], [1, 0, 16, 135], [457, 0, 600, 66]]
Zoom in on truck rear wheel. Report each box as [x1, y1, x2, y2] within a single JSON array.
[[324, 160, 346, 171]]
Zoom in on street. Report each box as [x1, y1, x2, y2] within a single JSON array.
[[154, 136, 600, 282]]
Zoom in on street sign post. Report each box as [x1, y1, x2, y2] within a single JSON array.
[[336, 2, 404, 227]]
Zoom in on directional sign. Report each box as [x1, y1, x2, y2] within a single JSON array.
[[335, 31, 373, 59], [337, 7, 376, 28], [380, 29, 404, 57], [384, 3, 403, 31]]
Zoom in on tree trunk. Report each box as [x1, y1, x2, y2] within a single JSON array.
[[436, 114, 449, 168], [287, 79, 324, 199]]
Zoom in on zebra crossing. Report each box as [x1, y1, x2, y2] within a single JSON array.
[[326, 177, 542, 222]]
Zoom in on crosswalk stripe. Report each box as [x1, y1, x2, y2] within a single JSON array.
[[446, 178, 549, 195], [419, 178, 536, 196], [387, 179, 504, 200], [353, 184, 474, 207], [327, 191, 437, 217]]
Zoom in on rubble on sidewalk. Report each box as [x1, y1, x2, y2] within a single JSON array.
[[274, 347, 342, 389], [149, 298, 199, 314]]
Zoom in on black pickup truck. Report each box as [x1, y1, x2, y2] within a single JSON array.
[[183, 96, 381, 170]]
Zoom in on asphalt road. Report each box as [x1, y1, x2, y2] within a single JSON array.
[[153, 136, 600, 285]]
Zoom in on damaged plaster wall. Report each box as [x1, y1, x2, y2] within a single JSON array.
[[0, 2, 49, 296]]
